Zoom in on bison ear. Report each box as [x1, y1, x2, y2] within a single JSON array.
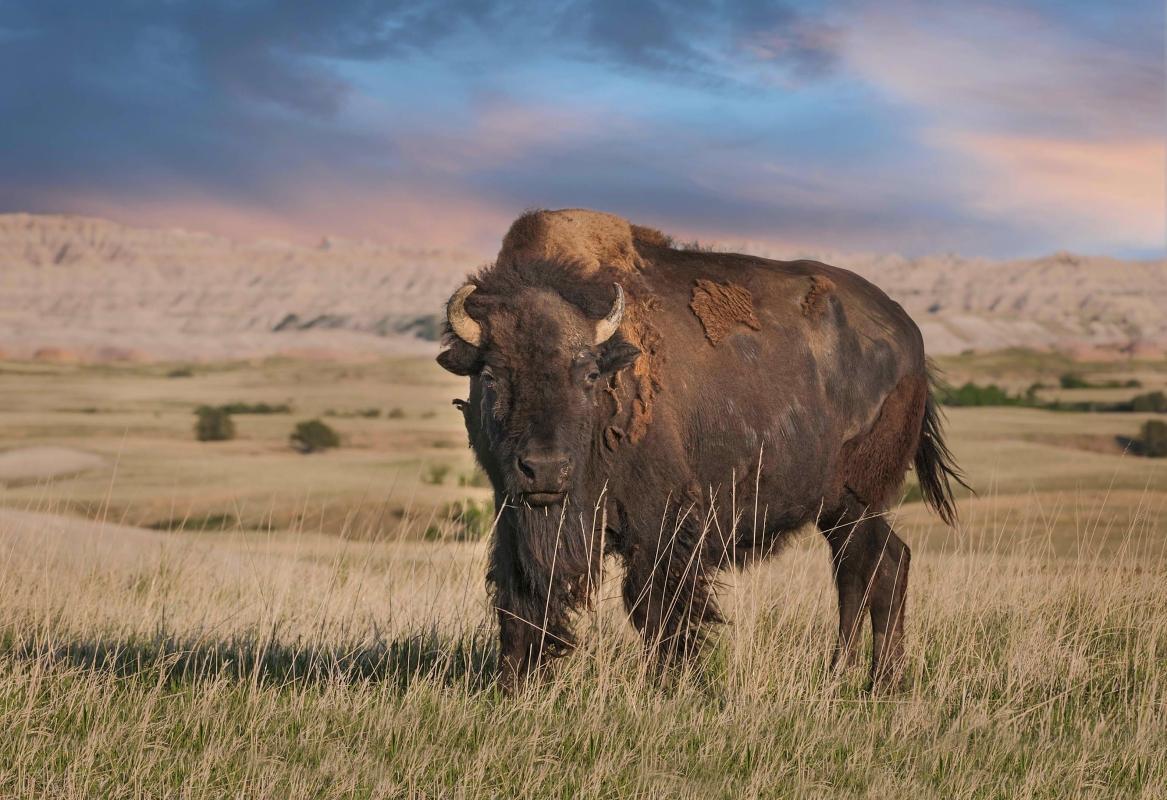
[[437, 342, 480, 376], [598, 339, 640, 375]]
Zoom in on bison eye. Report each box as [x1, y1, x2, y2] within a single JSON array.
[[585, 370, 600, 385]]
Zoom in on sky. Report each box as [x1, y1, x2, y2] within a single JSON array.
[[0, 0, 1163, 258]]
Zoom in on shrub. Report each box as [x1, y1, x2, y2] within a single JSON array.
[[218, 401, 291, 415], [166, 367, 194, 378], [459, 469, 490, 488], [424, 498, 496, 542], [937, 382, 1025, 407], [1141, 420, 1167, 458], [147, 513, 237, 532], [290, 419, 340, 453], [325, 408, 381, 419], [1131, 391, 1167, 413], [195, 407, 235, 442], [387, 407, 406, 420], [423, 464, 451, 485], [1058, 373, 1141, 390]]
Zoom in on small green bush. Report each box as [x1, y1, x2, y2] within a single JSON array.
[[147, 513, 238, 532], [387, 407, 406, 420], [1141, 420, 1167, 458], [425, 499, 495, 542], [290, 419, 340, 453], [937, 382, 1025, 407], [459, 469, 490, 488], [1058, 373, 1141, 390], [166, 367, 194, 378], [218, 402, 291, 415], [195, 407, 235, 442], [1131, 391, 1167, 413], [423, 464, 451, 485], [325, 408, 381, 419]]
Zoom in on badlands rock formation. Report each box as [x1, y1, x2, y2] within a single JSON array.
[[742, 245, 1167, 359], [0, 213, 1163, 361], [0, 213, 473, 362]]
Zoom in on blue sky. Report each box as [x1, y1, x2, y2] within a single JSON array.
[[0, 0, 1162, 257]]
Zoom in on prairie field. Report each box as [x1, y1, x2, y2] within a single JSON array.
[[0, 354, 1165, 798]]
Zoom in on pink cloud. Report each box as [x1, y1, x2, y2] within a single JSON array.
[[393, 95, 623, 175], [844, 2, 1160, 139], [934, 133, 1164, 247], [841, 1, 1164, 250], [32, 181, 510, 256]]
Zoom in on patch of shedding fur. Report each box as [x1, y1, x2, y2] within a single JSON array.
[[801, 275, 835, 318], [689, 279, 762, 346]]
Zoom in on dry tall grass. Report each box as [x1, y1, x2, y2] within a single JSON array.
[[0, 486, 1163, 799]]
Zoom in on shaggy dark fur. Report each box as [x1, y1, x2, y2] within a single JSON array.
[[438, 242, 965, 692]]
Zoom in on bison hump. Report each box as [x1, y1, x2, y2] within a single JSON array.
[[497, 208, 649, 274]]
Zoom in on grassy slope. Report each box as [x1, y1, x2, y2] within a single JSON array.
[[0, 358, 488, 535], [0, 353, 1165, 797], [2, 354, 1165, 541], [0, 507, 1163, 798]]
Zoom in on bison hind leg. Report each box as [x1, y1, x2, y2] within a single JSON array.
[[821, 492, 911, 692], [839, 372, 929, 512]]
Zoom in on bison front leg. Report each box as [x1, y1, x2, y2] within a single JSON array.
[[492, 579, 587, 693], [621, 510, 724, 670], [489, 512, 596, 693], [821, 494, 911, 691], [494, 598, 541, 692]]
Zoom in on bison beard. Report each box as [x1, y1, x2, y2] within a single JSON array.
[[439, 219, 966, 694], [487, 502, 602, 687]]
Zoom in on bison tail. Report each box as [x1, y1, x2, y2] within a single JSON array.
[[914, 365, 970, 526]]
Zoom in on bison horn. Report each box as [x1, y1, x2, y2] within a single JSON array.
[[447, 284, 483, 347], [594, 283, 625, 345]]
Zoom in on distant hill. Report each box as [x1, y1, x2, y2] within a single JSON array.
[[0, 213, 474, 362], [1, 213, 1163, 362]]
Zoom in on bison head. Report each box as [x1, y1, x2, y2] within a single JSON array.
[[436, 280, 640, 507]]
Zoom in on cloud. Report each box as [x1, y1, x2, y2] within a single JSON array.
[[0, 0, 1160, 256], [845, 1, 1162, 140], [0, 0, 851, 250], [934, 133, 1165, 248], [559, 0, 841, 86], [842, 0, 1165, 250]]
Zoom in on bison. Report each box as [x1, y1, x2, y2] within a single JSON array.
[[437, 210, 965, 692]]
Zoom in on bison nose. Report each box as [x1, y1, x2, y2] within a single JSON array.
[[516, 452, 571, 490]]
